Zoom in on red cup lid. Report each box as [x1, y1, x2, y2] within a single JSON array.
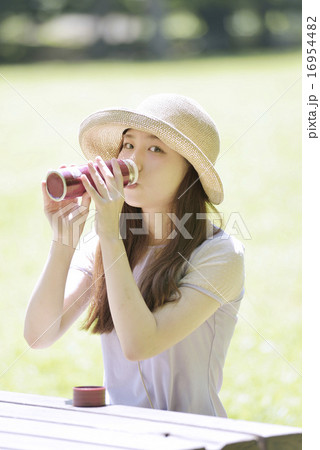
[[73, 386, 106, 407]]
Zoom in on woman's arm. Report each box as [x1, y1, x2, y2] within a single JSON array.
[[24, 241, 92, 348], [24, 180, 92, 348], [100, 239, 220, 361]]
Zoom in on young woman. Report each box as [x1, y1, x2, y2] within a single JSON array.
[[24, 93, 245, 417]]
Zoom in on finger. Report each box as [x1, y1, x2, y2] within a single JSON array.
[[80, 191, 91, 209], [41, 180, 51, 205], [96, 156, 113, 177], [60, 203, 81, 220], [81, 173, 103, 204], [111, 158, 124, 195], [88, 161, 110, 197], [96, 157, 123, 199], [96, 157, 116, 189], [90, 159, 115, 198]]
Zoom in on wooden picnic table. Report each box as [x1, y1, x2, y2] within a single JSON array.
[[0, 390, 301, 449]]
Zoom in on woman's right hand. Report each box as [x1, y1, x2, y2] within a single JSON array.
[[41, 166, 91, 249]]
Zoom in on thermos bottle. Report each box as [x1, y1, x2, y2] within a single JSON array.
[[46, 159, 138, 201]]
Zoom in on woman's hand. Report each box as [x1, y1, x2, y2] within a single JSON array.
[[81, 157, 125, 243], [42, 165, 91, 248]]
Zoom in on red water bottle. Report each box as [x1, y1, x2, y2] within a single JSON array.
[[46, 159, 138, 202]]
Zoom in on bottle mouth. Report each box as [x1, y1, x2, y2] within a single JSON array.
[[124, 159, 139, 185]]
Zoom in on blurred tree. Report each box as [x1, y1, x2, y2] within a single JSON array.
[[0, 0, 301, 63], [146, 0, 167, 58]]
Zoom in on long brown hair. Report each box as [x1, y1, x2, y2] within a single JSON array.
[[82, 164, 221, 334]]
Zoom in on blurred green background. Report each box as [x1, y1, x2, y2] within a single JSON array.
[[0, 0, 301, 63], [0, 0, 301, 428]]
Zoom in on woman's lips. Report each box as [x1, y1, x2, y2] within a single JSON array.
[[125, 183, 138, 189]]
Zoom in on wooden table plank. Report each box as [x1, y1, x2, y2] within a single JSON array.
[[0, 415, 209, 450], [0, 402, 258, 449], [0, 391, 301, 450]]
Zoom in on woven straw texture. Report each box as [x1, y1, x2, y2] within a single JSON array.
[[79, 94, 223, 204]]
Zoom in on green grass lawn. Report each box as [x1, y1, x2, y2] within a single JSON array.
[[0, 50, 301, 426]]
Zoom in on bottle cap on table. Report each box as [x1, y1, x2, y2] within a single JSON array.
[[73, 386, 106, 407]]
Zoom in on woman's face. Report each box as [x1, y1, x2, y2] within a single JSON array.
[[118, 129, 189, 213]]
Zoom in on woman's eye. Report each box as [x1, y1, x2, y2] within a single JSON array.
[[123, 142, 133, 150], [149, 146, 163, 153]]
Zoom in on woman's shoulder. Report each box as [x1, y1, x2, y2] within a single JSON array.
[[191, 226, 245, 263], [179, 225, 245, 304]]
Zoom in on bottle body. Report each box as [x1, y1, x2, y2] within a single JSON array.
[[46, 159, 138, 201]]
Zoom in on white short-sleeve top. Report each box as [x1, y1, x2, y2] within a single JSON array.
[[71, 227, 245, 417]]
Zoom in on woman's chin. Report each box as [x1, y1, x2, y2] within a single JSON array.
[[123, 195, 143, 208]]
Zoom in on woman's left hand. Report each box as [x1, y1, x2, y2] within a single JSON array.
[[81, 156, 125, 243]]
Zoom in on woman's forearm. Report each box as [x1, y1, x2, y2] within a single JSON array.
[[100, 238, 157, 360], [24, 241, 75, 348]]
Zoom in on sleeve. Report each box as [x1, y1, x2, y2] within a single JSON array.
[[178, 233, 245, 305], [69, 234, 99, 278]]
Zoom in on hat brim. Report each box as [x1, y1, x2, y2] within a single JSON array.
[[79, 108, 224, 205]]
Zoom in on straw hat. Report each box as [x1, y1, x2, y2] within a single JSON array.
[[79, 93, 224, 204]]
